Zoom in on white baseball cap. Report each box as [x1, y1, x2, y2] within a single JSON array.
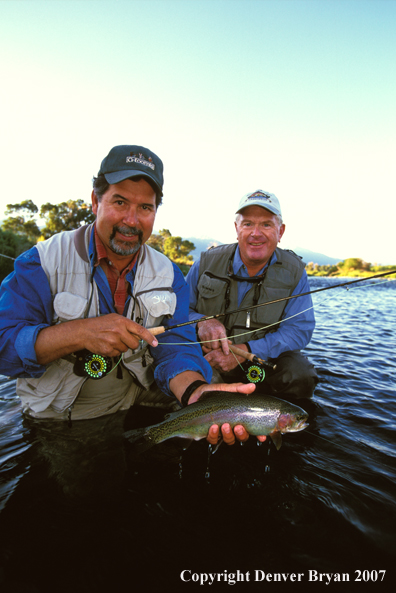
[[236, 189, 282, 218]]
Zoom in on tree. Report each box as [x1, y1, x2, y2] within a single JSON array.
[[40, 200, 95, 239], [2, 200, 41, 241], [146, 229, 195, 274], [0, 229, 36, 282], [146, 229, 171, 252], [2, 199, 95, 241], [341, 258, 371, 272], [163, 236, 195, 263]]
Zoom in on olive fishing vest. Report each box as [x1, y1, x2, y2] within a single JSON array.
[[17, 224, 176, 419], [196, 244, 305, 344]]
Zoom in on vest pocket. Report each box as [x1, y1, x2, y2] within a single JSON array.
[[136, 289, 177, 328], [54, 292, 89, 322], [197, 273, 229, 301]]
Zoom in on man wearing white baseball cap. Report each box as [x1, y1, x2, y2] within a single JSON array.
[[186, 189, 318, 429]]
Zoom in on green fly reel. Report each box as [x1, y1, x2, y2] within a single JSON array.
[[73, 350, 112, 380], [246, 364, 265, 383]]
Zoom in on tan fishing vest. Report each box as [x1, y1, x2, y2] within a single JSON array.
[[17, 224, 176, 420], [196, 244, 305, 344]]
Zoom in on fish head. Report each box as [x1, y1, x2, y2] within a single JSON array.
[[277, 411, 309, 434]]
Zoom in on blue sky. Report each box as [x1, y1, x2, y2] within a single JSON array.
[[0, 0, 395, 264]]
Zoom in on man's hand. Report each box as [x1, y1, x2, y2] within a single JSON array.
[[81, 314, 158, 357], [204, 343, 250, 373], [197, 319, 229, 355], [35, 314, 158, 365], [187, 381, 267, 445]]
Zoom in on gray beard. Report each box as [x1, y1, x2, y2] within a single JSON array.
[[109, 225, 143, 256]]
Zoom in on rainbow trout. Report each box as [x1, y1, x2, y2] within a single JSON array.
[[124, 391, 308, 450]]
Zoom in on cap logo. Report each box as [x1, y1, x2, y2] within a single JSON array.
[[126, 151, 155, 170], [247, 190, 272, 202]]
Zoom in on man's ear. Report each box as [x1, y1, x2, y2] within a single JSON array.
[[91, 190, 98, 215]]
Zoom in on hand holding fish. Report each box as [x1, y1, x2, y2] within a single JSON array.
[[188, 381, 267, 445]]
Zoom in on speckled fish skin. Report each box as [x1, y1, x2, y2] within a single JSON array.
[[124, 392, 308, 450]]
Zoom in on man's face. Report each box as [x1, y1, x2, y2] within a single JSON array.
[[235, 205, 285, 269], [91, 178, 156, 263]]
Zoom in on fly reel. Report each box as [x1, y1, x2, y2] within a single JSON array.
[[73, 350, 113, 380], [245, 364, 265, 383]]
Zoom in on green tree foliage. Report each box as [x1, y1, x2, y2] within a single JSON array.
[[2, 200, 41, 241], [147, 229, 172, 252], [0, 229, 36, 281], [2, 199, 95, 241], [304, 258, 390, 278], [40, 200, 95, 239], [163, 236, 195, 263], [341, 258, 371, 272], [146, 229, 195, 274]]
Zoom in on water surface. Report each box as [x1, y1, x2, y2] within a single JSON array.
[[0, 277, 395, 591]]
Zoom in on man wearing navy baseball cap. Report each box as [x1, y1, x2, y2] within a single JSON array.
[[186, 188, 318, 438], [0, 144, 257, 429]]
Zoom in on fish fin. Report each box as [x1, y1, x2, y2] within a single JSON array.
[[269, 430, 282, 450]]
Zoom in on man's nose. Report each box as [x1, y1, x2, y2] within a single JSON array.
[[250, 225, 263, 236], [123, 207, 139, 226]]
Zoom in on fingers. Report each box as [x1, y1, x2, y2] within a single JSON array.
[[206, 423, 250, 446], [207, 424, 220, 445], [125, 320, 159, 347], [208, 381, 256, 395], [198, 319, 227, 352], [233, 425, 250, 443], [221, 423, 236, 445], [83, 314, 158, 356], [221, 338, 230, 356], [204, 350, 239, 372]]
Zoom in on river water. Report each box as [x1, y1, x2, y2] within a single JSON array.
[[0, 277, 395, 592]]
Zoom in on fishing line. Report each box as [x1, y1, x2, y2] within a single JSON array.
[[148, 269, 396, 337]]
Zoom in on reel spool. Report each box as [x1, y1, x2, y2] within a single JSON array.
[[73, 350, 113, 380], [246, 364, 265, 383]]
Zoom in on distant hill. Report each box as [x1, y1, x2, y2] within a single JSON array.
[[187, 237, 341, 266], [285, 247, 342, 266], [186, 237, 223, 261]]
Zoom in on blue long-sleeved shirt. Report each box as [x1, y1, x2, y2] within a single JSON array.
[[185, 246, 315, 360], [0, 232, 212, 397]]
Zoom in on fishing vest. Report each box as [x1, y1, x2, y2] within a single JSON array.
[[196, 244, 305, 344], [17, 224, 176, 419]]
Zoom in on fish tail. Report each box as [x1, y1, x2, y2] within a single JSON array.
[[123, 427, 157, 454], [124, 427, 148, 444]]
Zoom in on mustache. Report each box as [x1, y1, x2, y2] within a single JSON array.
[[111, 225, 143, 241]]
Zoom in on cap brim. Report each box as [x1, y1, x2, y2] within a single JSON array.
[[236, 200, 281, 217], [104, 170, 162, 195]]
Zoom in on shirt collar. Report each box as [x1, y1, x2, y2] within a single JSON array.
[[233, 245, 277, 276]]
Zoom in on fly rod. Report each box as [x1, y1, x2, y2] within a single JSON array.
[[148, 269, 396, 336]]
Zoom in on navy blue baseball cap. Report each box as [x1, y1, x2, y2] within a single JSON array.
[[98, 145, 164, 195]]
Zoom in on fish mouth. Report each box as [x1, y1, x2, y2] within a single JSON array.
[[294, 419, 309, 432]]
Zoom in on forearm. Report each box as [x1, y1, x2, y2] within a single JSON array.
[[34, 320, 93, 365], [169, 371, 207, 405]]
